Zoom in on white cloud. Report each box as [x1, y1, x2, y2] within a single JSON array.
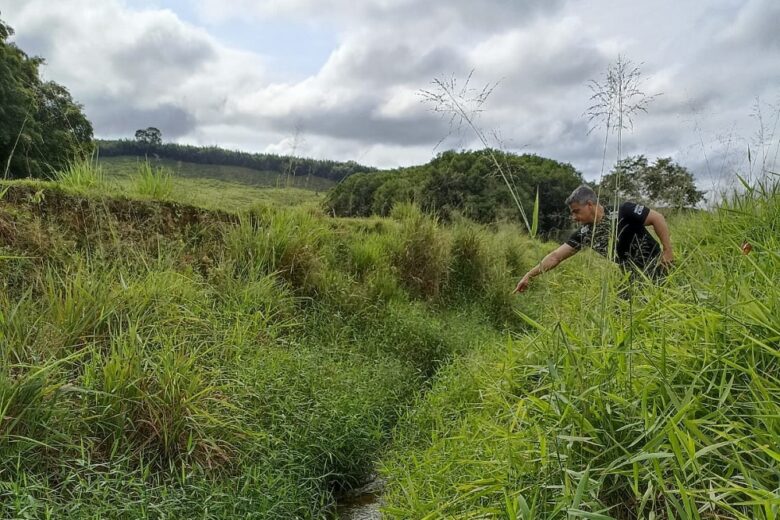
[[4, 0, 269, 138], [2, 0, 778, 182]]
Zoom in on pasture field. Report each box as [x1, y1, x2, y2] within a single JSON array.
[[100, 155, 336, 191], [73, 155, 330, 212]]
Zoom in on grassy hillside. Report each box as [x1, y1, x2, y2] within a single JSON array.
[[1, 158, 777, 519], [100, 155, 336, 191], [0, 176, 542, 518], [380, 179, 780, 518], [62, 156, 328, 212]]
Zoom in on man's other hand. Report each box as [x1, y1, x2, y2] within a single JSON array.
[[660, 248, 674, 267]]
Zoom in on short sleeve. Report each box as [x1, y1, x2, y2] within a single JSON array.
[[619, 201, 650, 225], [565, 228, 585, 250]]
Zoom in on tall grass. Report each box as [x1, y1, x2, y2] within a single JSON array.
[[132, 160, 173, 199], [381, 180, 780, 519], [55, 156, 105, 189], [390, 202, 451, 299], [0, 182, 531, 518]]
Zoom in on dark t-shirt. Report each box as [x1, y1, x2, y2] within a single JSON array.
[[565, 201, 661, 269]]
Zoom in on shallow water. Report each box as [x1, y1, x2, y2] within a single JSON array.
[[335, 477, 384, 520]]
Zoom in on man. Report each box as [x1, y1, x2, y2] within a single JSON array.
[[513, 185, 673, 294]]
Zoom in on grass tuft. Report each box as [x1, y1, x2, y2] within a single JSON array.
[[132, 160, 173, 199], [55, 156, 105, 189]]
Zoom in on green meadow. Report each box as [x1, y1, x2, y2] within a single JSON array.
[[100, 155, 336, 191], [0, 157, 777, 519], [94, 155, 330, 213]]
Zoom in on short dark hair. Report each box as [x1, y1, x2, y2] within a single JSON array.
[[565, 185, 598, 206]]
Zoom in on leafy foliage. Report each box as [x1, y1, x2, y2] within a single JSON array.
[[0, 17, 93, 179], [598, 154, 706, 208], [326, 149, 583, 234], [134, 126, 162, 147]]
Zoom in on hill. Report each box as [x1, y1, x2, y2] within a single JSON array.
[[96, 139, 376, 183], [98, 155, 332, 212], [99, 155, 336, 192]]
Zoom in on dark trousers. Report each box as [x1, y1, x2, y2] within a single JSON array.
[[619, 258, 667, 299]]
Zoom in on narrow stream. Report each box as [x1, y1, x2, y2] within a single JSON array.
[[335, 476, 385, 520]]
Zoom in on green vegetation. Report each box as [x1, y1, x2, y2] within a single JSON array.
[[380, 177, 780, 518], [325, 149, 583, 234], [0, 17, 93, 179], [2, 149, 778, 518], [130, 161, 174, 199], [60, 156, 327, 212], [97, 138, 375, 183], [54, 156, 105, 189], [598, 155, 706, 209], [0, 169, 541, 518], [99, 155, 335, 192]]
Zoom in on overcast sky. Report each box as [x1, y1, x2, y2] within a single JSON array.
[[3, 0, 778, 192]]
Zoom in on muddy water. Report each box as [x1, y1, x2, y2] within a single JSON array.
[[335, 477, 385, 520]]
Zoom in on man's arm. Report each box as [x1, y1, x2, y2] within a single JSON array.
[[513, 244, 577, 294], [644, 209, 674, 265]]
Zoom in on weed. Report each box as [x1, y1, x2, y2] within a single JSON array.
[[55, 156, 105, 189], [132, 160, 173, 199], [390, 202, 451, 299]]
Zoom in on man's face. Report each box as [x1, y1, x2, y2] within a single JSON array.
[[569, 201, 596, 224]]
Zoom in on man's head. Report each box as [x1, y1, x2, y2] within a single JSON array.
[[565, 185, 601, 224]]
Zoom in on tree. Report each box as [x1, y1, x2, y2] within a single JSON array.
[[596, 155, 647, 204], [598, 155, 705, 209], [134, 127, 162, 147], [0, 15, 93, 178], [0, 17, 10, 40], [642, 157, 705, 209]]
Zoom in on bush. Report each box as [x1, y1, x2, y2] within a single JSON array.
[[390, 202, 451, 299], [446, 220, 489, 298]]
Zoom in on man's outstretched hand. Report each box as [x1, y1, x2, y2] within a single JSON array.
[[513, 275, 530, 294]]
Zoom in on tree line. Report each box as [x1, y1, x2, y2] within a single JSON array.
[[326, 149, 705, 233], [98, 134, 376, 183], [0, 16, 93, 179]]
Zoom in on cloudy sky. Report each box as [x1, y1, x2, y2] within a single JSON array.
[[3, 0, 778, 190]]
